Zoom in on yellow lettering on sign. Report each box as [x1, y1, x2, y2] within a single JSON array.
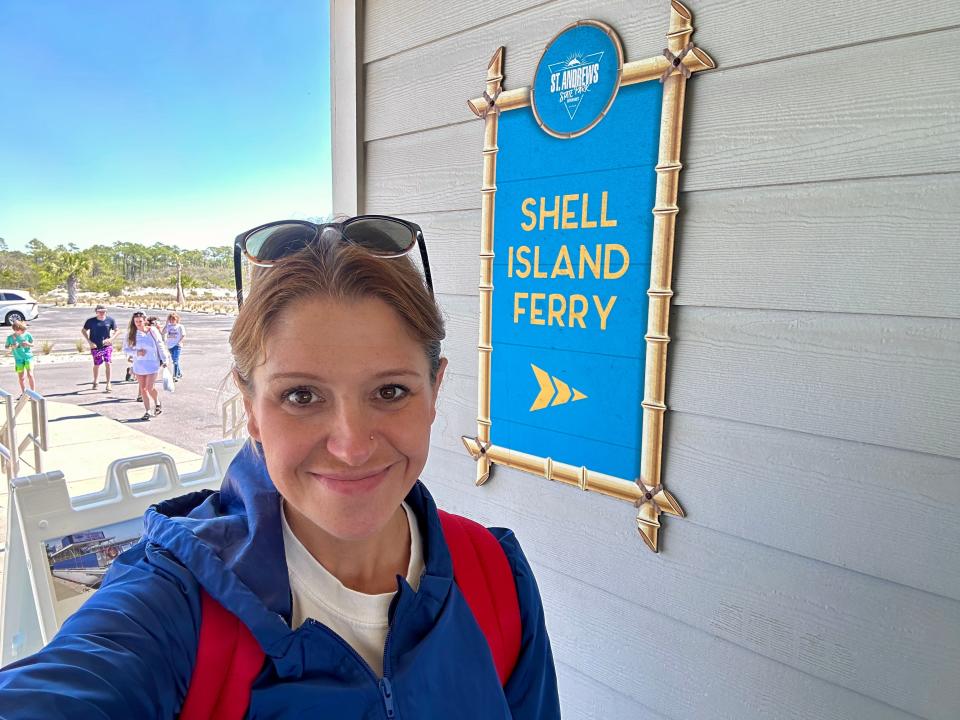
[[520, 198, 537, 231], [561, 194, 579, 229], [569, 294, 588, 329], [604, 244, 629, 279], [529, 292, 546, 325], [511, 292, 618, 330], [579, 244, 601, 279], [594, 295, 617, 330], [552, 245, 575, 279], [514, 246, 532, 278], [532, 247, 548, 278], [520, 191, 618, 232], [547, 294, 566, 327], [513, 292, 528, 323], [580, 193, 598, 229], [540, 196, 560, 231], [600, 192, 617, 228]]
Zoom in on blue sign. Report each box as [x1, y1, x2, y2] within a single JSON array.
[[490, 80, 664, 481], [531, 21, 624, 138]]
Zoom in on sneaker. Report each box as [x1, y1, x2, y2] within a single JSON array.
[[154, 403, 163, 416], [136, 395, 142, 402], [105, 383, 111, 393], [174, 376, 180, 382], [141, 412, 151, 421]]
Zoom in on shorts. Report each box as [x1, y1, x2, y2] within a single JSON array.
[[15, 359, 32, 373], [91, 345, 113, 366]]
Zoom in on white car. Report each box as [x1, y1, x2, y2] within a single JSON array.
[[0, 289, 40, 325]]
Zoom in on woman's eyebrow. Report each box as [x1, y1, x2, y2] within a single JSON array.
[[266, 368, 421, 382]]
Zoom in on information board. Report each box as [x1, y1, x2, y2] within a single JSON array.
[[464, 6, 714, 551]]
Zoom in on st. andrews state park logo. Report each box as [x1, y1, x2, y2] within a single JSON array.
[[531, 20, 624, 138]]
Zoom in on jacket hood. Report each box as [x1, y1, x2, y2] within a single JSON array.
[[142, 441, 456, 660]]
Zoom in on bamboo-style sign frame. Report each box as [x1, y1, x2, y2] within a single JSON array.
[[463, 1, 714, 552]]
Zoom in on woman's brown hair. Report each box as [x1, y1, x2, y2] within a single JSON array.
[[126, 312, 146, 347], [231, 242, 445, 393]]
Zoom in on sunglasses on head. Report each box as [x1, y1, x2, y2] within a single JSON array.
[[232, 215, 433, 308]]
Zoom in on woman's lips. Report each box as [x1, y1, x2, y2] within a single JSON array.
[[308, 465, 392, 496]]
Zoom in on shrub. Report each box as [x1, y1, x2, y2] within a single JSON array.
[[41, 340, 54, 355]]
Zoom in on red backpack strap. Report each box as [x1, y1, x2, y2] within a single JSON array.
[[180, 590, 265, 720], [438, 510, 522, 685]]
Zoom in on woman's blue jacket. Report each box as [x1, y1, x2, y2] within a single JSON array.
[[0, 443, 560, 719]]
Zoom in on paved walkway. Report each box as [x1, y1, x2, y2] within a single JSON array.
[[0, 398, 201, 596]]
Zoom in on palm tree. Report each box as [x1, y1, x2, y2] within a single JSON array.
[[27, 241, 93, 304]]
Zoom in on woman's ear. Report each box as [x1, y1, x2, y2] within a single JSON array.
[[243, 395, 261, 442], [235, 371, 262, 442], [430, 357, 448, 422]]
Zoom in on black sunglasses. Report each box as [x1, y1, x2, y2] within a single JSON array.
[[233, 216, 433, 308]]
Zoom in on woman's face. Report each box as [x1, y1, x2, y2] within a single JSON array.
[[133, 315, 145, 330], [244, 296, 446, 542]]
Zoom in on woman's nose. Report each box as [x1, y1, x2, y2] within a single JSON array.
[[325, 403, 375, 466]]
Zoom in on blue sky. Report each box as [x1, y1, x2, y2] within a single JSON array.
[[0, 1, 331, 251]]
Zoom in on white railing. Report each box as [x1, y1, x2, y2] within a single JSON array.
[[221, 392, 246, 440], [0, 388, 49, 481], [0, 389, 19, 483]]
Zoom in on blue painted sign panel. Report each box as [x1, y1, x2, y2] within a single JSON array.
[[490, 80, 663, 481], [531, 21, 623, 138]]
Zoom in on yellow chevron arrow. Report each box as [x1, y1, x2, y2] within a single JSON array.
[[529, 364, 588, 411], [530, 364, 555, 411]]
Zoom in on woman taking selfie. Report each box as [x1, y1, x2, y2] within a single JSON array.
[[0, 217, 560, 719]]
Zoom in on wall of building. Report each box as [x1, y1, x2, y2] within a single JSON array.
[[347, 1, 960, 717]]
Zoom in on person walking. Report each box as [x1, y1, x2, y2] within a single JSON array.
[[163, 312, 185, 381], [5, 320, 36, 396], [122, 311, 169, 420], [81, 304, 117, 392]]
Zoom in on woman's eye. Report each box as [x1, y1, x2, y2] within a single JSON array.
[[377, 384, 409, 401], [283, 388, 319, 406]]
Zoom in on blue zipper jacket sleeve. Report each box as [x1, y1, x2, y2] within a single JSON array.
[[0, 542, 200, 720], [491, 528, 562, 719]]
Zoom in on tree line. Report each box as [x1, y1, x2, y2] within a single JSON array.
[[0, 238, 233, 303]]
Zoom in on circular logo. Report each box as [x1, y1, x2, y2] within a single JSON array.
[[530, 20, 624, 139]]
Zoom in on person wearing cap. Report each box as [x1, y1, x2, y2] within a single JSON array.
[[81, 304, 118, 392]]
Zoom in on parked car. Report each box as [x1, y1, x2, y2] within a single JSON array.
[[0, 289, 40, 325]]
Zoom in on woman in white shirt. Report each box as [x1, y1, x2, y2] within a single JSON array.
[[122, 311, 169, 420]]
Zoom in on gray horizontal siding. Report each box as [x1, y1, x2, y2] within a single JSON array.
[[425, 448, 958, 719], [364, 0, 960, 139], [555, 662, 671, 720], [675, 174, 960, 318], [668, 307, 960, 459], [365, 30, 960, 210], [433, 368, 960, 601]]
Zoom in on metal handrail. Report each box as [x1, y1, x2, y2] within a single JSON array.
[[0, 388, 49, 481], [16, 390, 48, 474], [0, 388, 20, 484]]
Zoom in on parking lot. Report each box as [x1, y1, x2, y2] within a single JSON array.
[[1, 305, 238, 456]]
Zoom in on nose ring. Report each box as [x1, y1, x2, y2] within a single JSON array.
[[369, 433, 374, 440]]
